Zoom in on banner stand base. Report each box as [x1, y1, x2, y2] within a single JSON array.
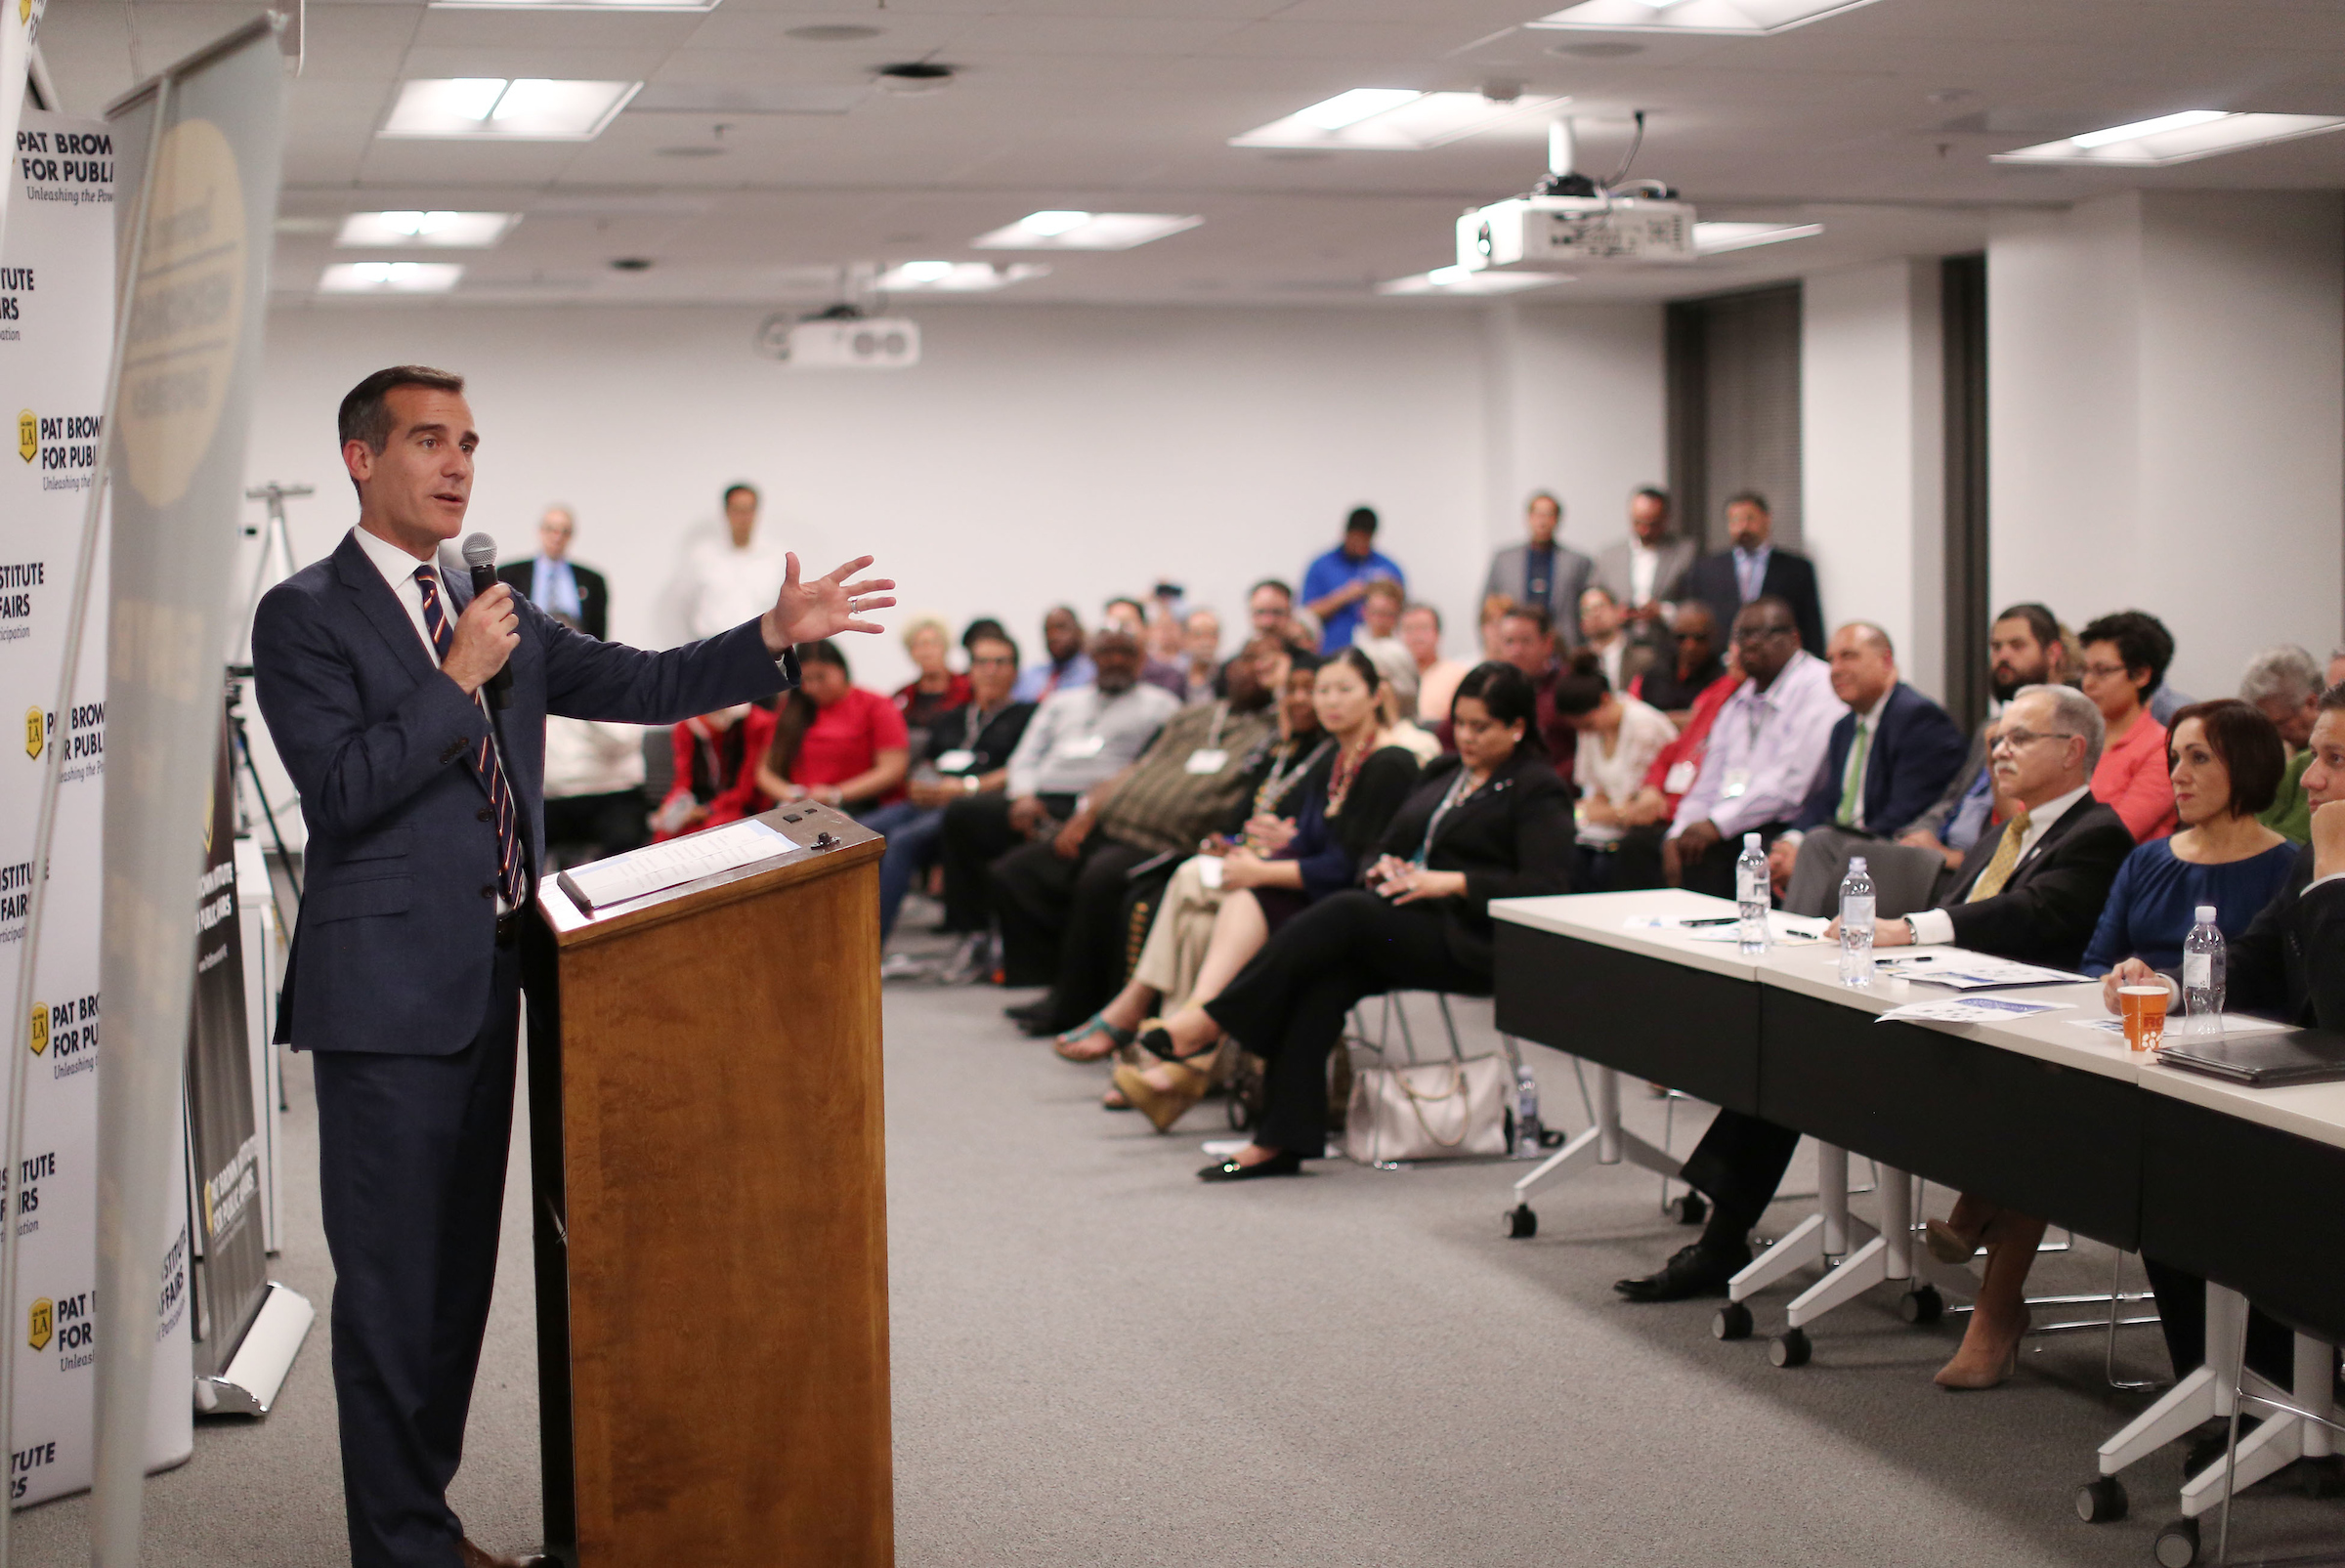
[[192, 1283, 314, 1417]]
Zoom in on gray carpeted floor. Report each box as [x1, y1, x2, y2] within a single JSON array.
[[18, 913, 2345, 1564]]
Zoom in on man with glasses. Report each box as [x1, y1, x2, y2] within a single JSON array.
[[1900, 603, 2070, 879], [1661, 597, 1844, 898], [1619, 682, 2134, 1302]]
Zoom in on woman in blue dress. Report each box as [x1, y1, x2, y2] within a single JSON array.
[[1930, 699, 2293, 1390]]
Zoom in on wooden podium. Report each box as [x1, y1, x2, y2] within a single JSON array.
[[521, 803, 892, 1566]]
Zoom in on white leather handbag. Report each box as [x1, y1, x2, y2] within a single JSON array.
[[1343, 1051, 1511, 1165]]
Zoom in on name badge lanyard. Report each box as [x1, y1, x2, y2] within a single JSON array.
[[1257, 736, 1332, 813], [1182, 701, 1232, 774], [1413, 768, 1479, 868]]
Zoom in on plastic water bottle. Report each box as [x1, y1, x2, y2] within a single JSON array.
[[2183, 904, 2226, 1035], [1513, 1064, 1543, 1158], [1734, 832, 1770, 955], [1838, 856, 1876, 988]]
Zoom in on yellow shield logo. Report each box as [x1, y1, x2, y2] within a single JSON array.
[[27, 1298, 51, 1353], [25, 706, 43, 759], [28, 1003, 46, 1057], [16, 410, 33, 464]]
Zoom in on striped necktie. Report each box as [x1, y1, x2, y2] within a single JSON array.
[[415, 567, 527, 910], [1966, 806, 2031, 903]]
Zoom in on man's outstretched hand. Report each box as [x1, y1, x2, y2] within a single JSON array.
[[761, 554, 896, 655]]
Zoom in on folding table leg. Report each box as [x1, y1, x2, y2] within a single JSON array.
[[1767, 1165, 1917, 1367], [1503, 1066, 1682, 1239], [2180, 1331, 2337, 1518]]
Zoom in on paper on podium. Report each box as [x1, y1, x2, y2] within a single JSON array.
[[556, 818, 801, 914]]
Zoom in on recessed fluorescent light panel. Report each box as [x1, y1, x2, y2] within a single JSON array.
[[381, 79, 641, 141], [969, 212, 1202, 251], [1693, 221, 1824, 254], [1991, 112, 2345, 167], [877, 261, 1048, 292], [1529, 0, 1883, 35], [320, 262, 465, 294], [1233, 90, 1563, 151], [1379, 266, 1568, 296], [336, 211, 518, 248]]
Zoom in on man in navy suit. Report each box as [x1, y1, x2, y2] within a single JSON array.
[[1766, 620, 1969, 891], [1679, 491, 1826, 659], [252, 365, 892, 1568]]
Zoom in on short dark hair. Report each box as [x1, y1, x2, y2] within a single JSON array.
[[966, 630, 1019, 668], [2078, 610, 2175, 697], [2168, 699, 2286, 819], [1104, 595, 1147, 622], [1250, 578, 1294, 604], [1527, 490, 1562, 515], [1332, 646, 1384, 695], [1992, 602, 2062, 652], [1453, 660, 1543, 753], [1581, 583, 1619, 610], [1633, 486, 1670, 509], [723, 483, 758, 506], [1500, 603, 1554, 638], [337, 364, 464, 455], [2320, 681, 2345, 715], [1344, 506, 1379, 534], [1550, 648, 1610, 717], [1725, 489, 1770, 515]]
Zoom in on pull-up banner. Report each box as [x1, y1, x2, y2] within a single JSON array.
[[0, 0, 46, 254], [93, 21, 282, 1550]]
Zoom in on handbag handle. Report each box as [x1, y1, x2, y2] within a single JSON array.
[[1396, 1064, 1471, 1149]]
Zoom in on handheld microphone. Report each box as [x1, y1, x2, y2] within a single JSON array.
[[460, 532, 514, 710]]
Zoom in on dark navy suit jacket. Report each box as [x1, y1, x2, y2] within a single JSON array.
[[1791, 680, 1969, 837], [254, 530, 790, 1056], [1682, 546, 1826, 660]]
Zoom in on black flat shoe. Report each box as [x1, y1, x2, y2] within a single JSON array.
[[1613, 1241, 1750, 1302], [1003, 998, 1050, 1026], [1198, 1149, 1304, 1182]]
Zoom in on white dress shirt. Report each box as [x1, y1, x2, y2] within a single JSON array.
[[1669, 650, 1846, 840], [1906, 783, 2092, 948], [1628, 541, 1662, 610], [682, 531, 788, 641]]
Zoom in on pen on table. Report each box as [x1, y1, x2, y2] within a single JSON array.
[[1877, 954, 1935, 966]]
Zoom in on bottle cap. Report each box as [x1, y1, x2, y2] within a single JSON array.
[[1849, 857, 1867, 872], [1744, 832, 1761, 848], [2196, 905, 2217, 924]]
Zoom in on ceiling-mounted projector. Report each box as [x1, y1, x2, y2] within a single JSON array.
[[756, 306, 921, 369], [1456, 113, 1699, 273]]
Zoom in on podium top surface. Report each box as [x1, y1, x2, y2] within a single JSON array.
[[536, 801, 882, 949]]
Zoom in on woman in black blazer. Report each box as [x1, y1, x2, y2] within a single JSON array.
[[1142, 661, 1574, 1181]]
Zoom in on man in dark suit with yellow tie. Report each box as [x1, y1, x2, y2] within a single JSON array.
[[253, 365, 892, 1568]]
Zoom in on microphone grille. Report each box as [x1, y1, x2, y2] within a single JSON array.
[[460, 532, 498, 569]]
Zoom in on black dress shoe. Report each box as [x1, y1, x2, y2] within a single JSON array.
[[1613, 1241, 1750, 1302], [1198, 1149, 1304, 1182], [1003, 998, 1050, 1026]]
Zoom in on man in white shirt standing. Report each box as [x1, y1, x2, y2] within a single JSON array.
[[680, 482, 789, 641]]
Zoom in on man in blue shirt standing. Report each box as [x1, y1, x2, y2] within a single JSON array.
[[496, 503, 610, 641], [1301, 506, 1405, 652]]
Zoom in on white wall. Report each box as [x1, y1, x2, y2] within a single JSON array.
[[239, 300, 1664, 694], [1800, 258, 1946, 700], [1989, 191, 2344, 699]]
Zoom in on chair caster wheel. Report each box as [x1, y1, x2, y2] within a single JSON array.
[[1898, 1285, 1944, 1326], [1769, 1328, 1812, 1368], [1713, 1301, 1753, 1341], [2074, 1476, 2128, 1523], [1667, 1192, 1708, 1225], [1504, 1205, 1537, 1240], [2153, 1517, 2200, 1567]]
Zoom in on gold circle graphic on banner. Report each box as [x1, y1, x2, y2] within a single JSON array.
[[119, 117, 245, 510], [27, 1002, 46, 1056], [23, 704, 42, 759], [15, 408, 32, 463]]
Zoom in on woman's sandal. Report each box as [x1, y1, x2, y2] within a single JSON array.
[[1112, 1039, 1229, 1133], [1053, 1012, 1135, 1063]]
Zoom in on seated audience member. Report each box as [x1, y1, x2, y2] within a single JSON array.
[[2079, 610, 2180, 840], [868, 631, 1033, 942], [1662, 598, 1844, 897], [1923, 699, 2292, 1391], [1632, 602, 1723, 721], [653, 701, 777, 840], [1180, 608, 1222, 703], [1552, 653, 1677, 893], [1105, 595, 1189, 698], [1680, 491, 1826, 659], [2239, 644, 2324, 842], [1902, 603, 2068, 875], [1145, 592, 1188, 669], [1246, 578, 1297, 647], [2103, 693, 2345, 1389], [1577, 584, 1642, 695], [1767, 622, 1968, 895], [1013, 605, 1095, 702], [1484, 491, 1594, 651], [1612, 646, 1743, 889], [1303, 506, 1405, 653], [542, 716, 649, 868], [1478, 593, 1515, 663], [1358, 639, 1442, 763], [992, 649, 1276, 1034], [1490, 604, 1578, 765], [1400, 602, 1470, 727], [752, 641, 910, 816], [1134, 663, 1571, 1179], [1617, 686, 2133, 1350], [936, 629, 1178, 962], [1084, 654, 1421, 1123], [1354, 577, 1406, 649], [961, 615, 1011, 657], [2330, 648, 2345, 692], [892, 614, 971, 763]]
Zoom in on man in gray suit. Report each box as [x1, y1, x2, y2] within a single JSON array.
[[1592, 487, 1698, 640], [1483, 490, 1594, 650]]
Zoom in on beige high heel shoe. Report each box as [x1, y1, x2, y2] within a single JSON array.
[[1113, 1040, 1226, 1133]]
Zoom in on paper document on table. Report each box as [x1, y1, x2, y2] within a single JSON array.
[[2066, 1015, 2297, 1040], [1680, 913, 1829, 943], [1874, 954, 2088, 990], [1878, 996, 2070, 1025], [557, 818, 800, 913]]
